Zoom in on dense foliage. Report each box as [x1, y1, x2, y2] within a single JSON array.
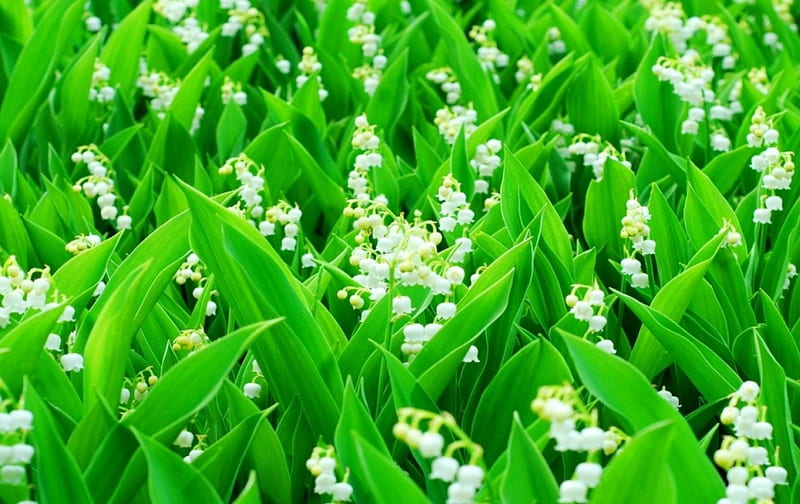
[[1, 0, 800, 503]]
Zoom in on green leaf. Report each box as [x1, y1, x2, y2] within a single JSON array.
[[426, 0, 497, 117], [223, 381, 293, 504], [123, 321, 277, 437], [24, 379, 93, 504], [501, 148, 573, 268], [500, 414, 559, 504], [560, 333, 725, 501], [411, 270, 513, 401], [194, 412, 265, 502], [81, 212, 191, 412], [629, 245, 722, 378], [618, 290, 741, 401], [348, 431, 429, 504], [471, 340, 571, 463], [685, 164, 747, 259], [0, 0, 81, 144], [102, 0, 152, 99], [566, 54, 619, 142], [183, 180, 343, 439], [135, 430, 224, 504], [169, 51, 213, 132], [0, 305, 64, 395], [591, 421, 678, 504], [232, 471, 260, 504], [633, 34, 681, 152], [583, 159, 634, 258], [336, 382, 396, 503]]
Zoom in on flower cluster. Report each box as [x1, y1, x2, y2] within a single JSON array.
[[532, 384, 627, 503], [347, 114, 383, 200], [714, 381, 787, 503], [70, 145, 131, 230], [220, 0, 269, 56], [45, 329, 83, 373], [175, 252, 217, 317], [547, 27, 566, 56], [136, 64, 205, 134], [339, 195, 474, 364], [426, 67, 462, 105], [221, 76, 248, 106], [748, 107, 794, 225], [652, 54, 715, 108], [0, 256, 74, 330], [619, 192, 655, 289], [340, 203, 471, 296], [434, 105, 478, 145], [468, 19, 509, 82], [258, 202, 303, 251], [172, 328, 209, 353], [84, 12, 102, 32], [747, 68, 769, 95], [437, 174, 475, 232], [296, 47, 328, 101], [65, 234, 103, 255], [153, 0, 196, 24], [470, 139, 502, 194], [347, 0, 386, 95], [89, 59, 115, 105], [760, 0, 796, 51], [243, 359, 263, 399], [0, 395, 35, 491], [174, 427, 205, 464], [152, 0, 210, 53], [567, 134, 631, 180], [394, 408, 485, 503], [643, 2, 689, 52], [119, 368, 159, 414], [514, 56, 543, 91], [565, 283, 614, 354], [173, 17, 210, 53], [643, 3, 736, 69], [306, 444, 353, 502], [657, 387, 681, 410]]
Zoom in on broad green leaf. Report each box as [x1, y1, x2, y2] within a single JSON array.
[[592, 421, 678, 504], [500, 414, 559, 504], [629, 242, 722, 378], [633, 34, 682, 152], [685, 164, 747, 259], [0, 305, 64, 395], [583, 159, 634, 258], [412, 270, 513, 400], [426, 0, 497, 117], [471, 340, 571, 463], [102, 0, 152, 99], [566, 54, 619, 142], [24, 379, 93, 504], [181, 182, 345, 409], [0, 0, 81, 145], [349, 431, 429, 504], [560, 333, 725, 501], [618, 290, 741, 401], [194, 413, 265, 502], [501, 148, 573, 268], [81, 213, 191, 412], [122, 321, 277, 438], [135, 430, 224, 504], [223, 381, 293, 504]]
